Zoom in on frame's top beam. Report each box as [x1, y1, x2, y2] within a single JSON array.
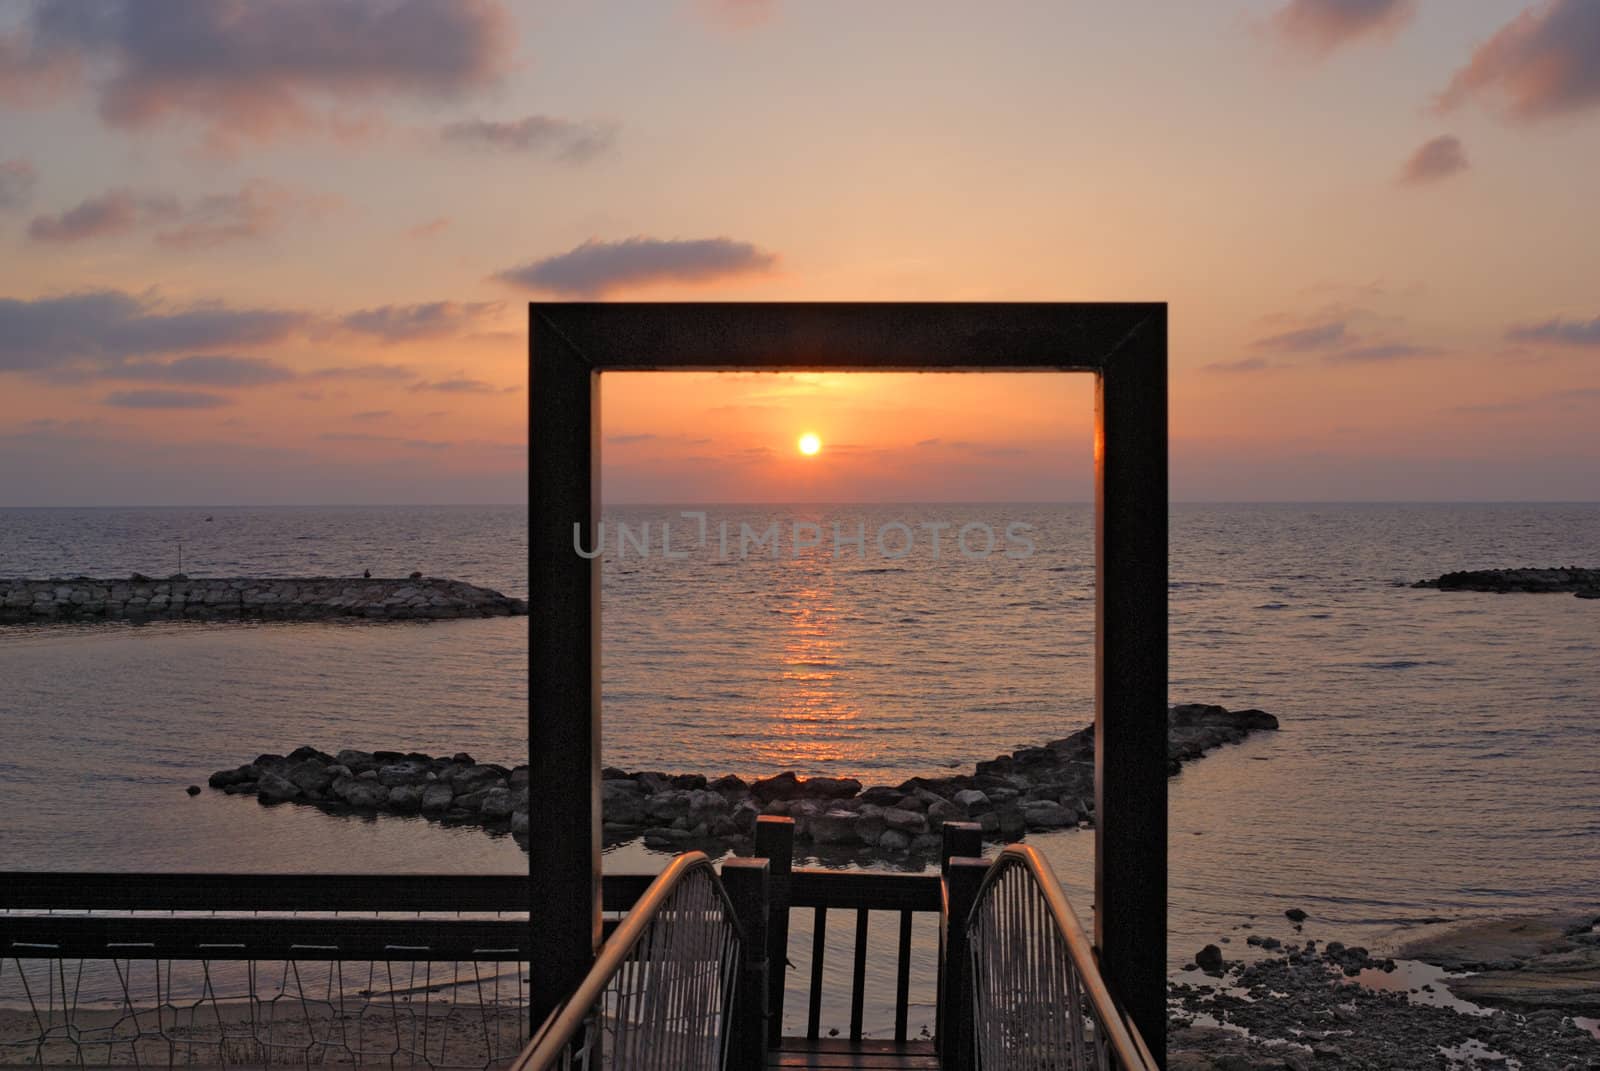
[[533, 301, 1163, 372]]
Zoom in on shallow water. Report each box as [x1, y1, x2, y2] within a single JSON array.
[[1, 503, 1597, 991]]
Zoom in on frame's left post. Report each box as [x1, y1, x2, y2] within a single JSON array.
[[528, 306, 602, 1029]]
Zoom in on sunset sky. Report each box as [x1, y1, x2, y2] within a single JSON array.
[[2, 0, 1598, 505]]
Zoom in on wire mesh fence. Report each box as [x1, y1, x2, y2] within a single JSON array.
[[522, 856, 740, 1071], [0, 909, 532, 1068]]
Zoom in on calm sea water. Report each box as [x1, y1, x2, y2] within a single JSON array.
[[1, 502, 1597, 1009]]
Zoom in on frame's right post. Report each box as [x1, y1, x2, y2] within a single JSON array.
[[1093, 307, 1169, 1065]]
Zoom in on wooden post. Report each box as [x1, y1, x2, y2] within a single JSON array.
[[940, 822, 982, 876], [753, 816, 794, 1045], [721, 858, 770, 1070], [939, 857, 987, 1071], [528, 310, 601, 1030], [1095, 310, 1169, 1064]]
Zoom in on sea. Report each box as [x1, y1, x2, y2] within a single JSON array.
[[1, 502, 1597, 1034]]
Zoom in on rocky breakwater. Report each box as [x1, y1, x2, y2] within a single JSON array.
[[1414, 567, 1600, 599], [0, 575, 528, 623], [207, 703, 1277, 861]]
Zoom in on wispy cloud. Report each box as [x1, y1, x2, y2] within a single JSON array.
[[340, 301, 499, 342], [1398, 135, 1468, 185], [28, 189, 178, 242], [440, 115, 617, 162], [1252, 321, 1349, 352], [104, 354, 296, 387], [0, 0, 514, 150], [406, 217, 450, 240], [0, 290, 305, 373], [410, 376, 501, 394], [1204, 357, 1276, 373], [1266, 0, 1415, 56], [351, 409, 392, 421], [103, 389, 232, 409], [29, 181, 332, 246], [1437, 0, 1600, 122], [1507, 315, 1600, 346], [0, 159, 36, 212], [496, 236, 779, 297], [1324, 342, 1436, 363], [304, 364, 416, 381]]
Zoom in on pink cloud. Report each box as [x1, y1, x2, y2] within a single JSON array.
[[1437, 0, 1600, 122], [1267, 0, 1415, 56], [1398, 135, 1469, 185], [1, 0, 514, 148]]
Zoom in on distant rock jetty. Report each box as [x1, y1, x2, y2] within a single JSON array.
[[206, 703, 1277, 860], [1413, 568, 1600, 599], [0, 576, 528, 623]]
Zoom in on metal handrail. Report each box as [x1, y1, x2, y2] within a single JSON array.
[[965, 845, 1159, 1070], [515, 852, 743, 1071]]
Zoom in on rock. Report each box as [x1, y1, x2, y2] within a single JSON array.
[[799, 776, 862, 800], [809, 810, 861, 844], [878, 829, 911, 852], [420, 783, 453, 813], [185, 785, 201, 796], [882, 806, 928, 834], [750, 771, 801, 803], [953, 788, 991, 813], [285, 759, 334, 794], [1285, 908, 1309, 923], [510, 809, 529, 834], [926, 798, 962, 828], [601, 781, 649, 826], [1022, 799, 1076, 830], [645, 790, 694, 823], [377, 763, 427, 788], [256, 772, 301, 803], [1196, 944, 1225, 973], [387, 784, 425, 811], [478, 787, 515, 819]]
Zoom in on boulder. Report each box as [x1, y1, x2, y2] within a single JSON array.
[[799, 776, 862, 800], [809, 810, 861, 844], [510, 809, 529, 834], [387, 784, 424, 811], [953, 789, 991, 813], [926, 798, 962, 828], [478, 787, 515, 819], [882, 807, 928, 835], [256, 772, 301, 803], [1195, 944, 1225, 974], [285, 759, 334, 794], [1022, 800, 1076, 830], [420, 783, 453, 813], [878, 829, 911, 852], [751, 771, 801, 803]]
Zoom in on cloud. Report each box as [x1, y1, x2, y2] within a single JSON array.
[[1252, 321, 1349, 351], [340, 300, 498, 342], [406, 216, 449, 239], [1507, 315, 1600, 346], [1323, 342, 1435, 363], [28, 189, 178, 242], [1398, 135, 1468, 185], [155, 181, 336, 248], [320, 431, 449, 450], [305, 363, 416, 381], [106, 353, 296, 386], [0, 159, 36, 211], [103, 388, 232, 409], [1204, 357, 1276, 373], [496, 236, 779, 297], [29, 181, 332, 246], [409, 376, 501, 394], [1267, 0, 1415, 56], [0, 0, 514, 148], [607, 433, 658, 444], [1437, 0, 1600, 122], [440, 115, 617, 162], [351, 409, 391, 421], [0, 290, 306, 373]]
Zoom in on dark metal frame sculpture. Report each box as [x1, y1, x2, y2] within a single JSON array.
[[528, 302, 1168, 1055]]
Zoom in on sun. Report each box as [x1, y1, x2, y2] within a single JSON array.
[[798, 432, 822, 456]]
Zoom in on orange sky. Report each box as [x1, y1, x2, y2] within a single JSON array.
[[2, 0, 1598, 504]]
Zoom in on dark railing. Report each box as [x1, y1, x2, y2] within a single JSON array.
[[752, 816, 979, 1049], [515, 852, 744, 1071], [0, 872, 541, 1069], [962, 845, 1159, 1071]]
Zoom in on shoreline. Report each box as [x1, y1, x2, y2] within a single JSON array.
[[205, 703, 1278, 862]]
